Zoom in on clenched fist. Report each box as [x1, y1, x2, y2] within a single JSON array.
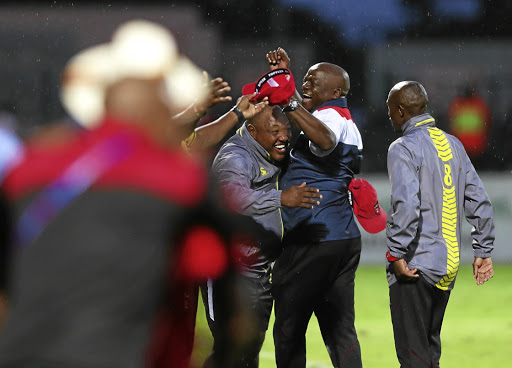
[[266, 47, 290, 71]]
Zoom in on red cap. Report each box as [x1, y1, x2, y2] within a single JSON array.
[[349, 178, 387, 234], [242, 68, 296, 106]]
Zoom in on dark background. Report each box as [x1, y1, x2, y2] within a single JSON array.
[[1, 0, 511, 173]]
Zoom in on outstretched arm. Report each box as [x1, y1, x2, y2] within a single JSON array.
[[266, 47, 336, 151], [172, 72, 232, 140], [266, 47, 302, 103], [186, 94, 269, 152]]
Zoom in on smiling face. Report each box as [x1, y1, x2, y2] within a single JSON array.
[[247, 106, 291, 161], [301, 63, 349, 112]]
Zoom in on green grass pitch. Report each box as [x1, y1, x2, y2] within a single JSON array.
[[193, 264, 512, 367]]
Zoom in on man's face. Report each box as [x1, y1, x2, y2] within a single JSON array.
[[249, 109, 291, 161], [301, 65, 335, 112], [386, 90, 403, 132]]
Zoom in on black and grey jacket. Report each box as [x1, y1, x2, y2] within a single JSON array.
[[212, 123, 284, 275], [386, 113, 495, 290]]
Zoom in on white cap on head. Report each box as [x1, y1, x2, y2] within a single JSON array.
[[60, 19, 207, 128]]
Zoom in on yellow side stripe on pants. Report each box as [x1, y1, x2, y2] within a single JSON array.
[[428, 128, 460, 290]]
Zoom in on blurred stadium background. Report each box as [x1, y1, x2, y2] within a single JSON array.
[[1, 0, 510, 262], [1, 1, 510, 366]]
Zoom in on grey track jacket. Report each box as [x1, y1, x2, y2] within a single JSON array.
[[212, 123, 283, 274], [386, 114, 495, 290]]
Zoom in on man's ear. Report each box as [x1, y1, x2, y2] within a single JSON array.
[[332, 88, 342, 100], [247, 123, 256, 138], [398, 105, 405, 118]]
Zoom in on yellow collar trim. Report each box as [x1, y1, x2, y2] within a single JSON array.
[[415, 117, 435, 127]]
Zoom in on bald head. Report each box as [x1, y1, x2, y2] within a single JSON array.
[[389, 81, 428, 115], [386, 81, 428, 132], [314, 63, 350, 96], [302, 62, 350, 111]]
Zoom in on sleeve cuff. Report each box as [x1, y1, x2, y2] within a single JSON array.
[[386, 251, 401, 262], [474, 249, 492, 259], [276, 190, 282, 207]]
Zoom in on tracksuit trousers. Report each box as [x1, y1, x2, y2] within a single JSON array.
[[200, 268, 273, 368], [389, 274, 451, 368], [272, 237, 362, 368]]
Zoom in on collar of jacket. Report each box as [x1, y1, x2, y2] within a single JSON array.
[[314, 97, 348, 112], [238, 123, 274, 163], [401, 113, 436, 135]]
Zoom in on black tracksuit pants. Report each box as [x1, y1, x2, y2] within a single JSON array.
[[389, 274, 451, 368], [200, 268, 273, 368], [272, 237, 362, 368]]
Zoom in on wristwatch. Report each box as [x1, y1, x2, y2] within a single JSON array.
[[283, 98, 300, 112], [231, 106, 245, 124]]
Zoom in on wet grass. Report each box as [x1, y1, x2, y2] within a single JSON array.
[[195, 264, 512, 367]]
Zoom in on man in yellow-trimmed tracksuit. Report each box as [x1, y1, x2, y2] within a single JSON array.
[[385, 81, 495, 368]]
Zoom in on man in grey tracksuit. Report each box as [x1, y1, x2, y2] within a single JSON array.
[[385, 81, 495, 368], [201, 105, 322, 368]]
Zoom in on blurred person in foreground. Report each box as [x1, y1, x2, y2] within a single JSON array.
[[0, 19, 262, 368], [150, 71, 269, 368], [385, 81, 495, 368], [0, 114, 23, 330], [148, 91, 269, 368], [202, 102, 323, 368], [265, 48, 374, 368]]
